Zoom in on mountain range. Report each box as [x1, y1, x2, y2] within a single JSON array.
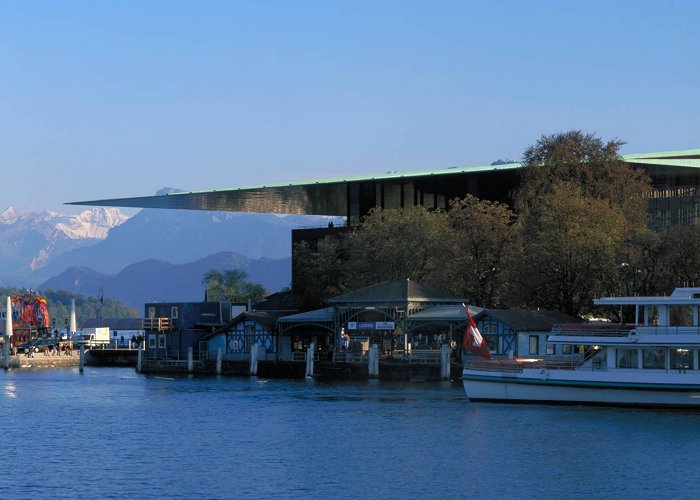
[[0, 197, 342, 307]]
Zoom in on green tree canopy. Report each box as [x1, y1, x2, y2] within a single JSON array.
[[202, 269, 267, 304]]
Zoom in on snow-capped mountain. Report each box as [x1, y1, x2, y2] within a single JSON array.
[[0, 207, 130, 282]]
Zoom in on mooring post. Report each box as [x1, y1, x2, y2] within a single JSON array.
[[368, 344, 379, 378], [136, 342, 143, 373], [79, 344, 85, 373], [2, 337, 9, 371], [441, 343, 451, 380], [4, 296, 13, 370], [305, 342, 315, 378], [188, 347, 194, 373], [216, 348, 222, 375], [250, 343, 259, 376]]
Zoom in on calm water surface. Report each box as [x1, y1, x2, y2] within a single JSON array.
[[2, 367, 700, 499]]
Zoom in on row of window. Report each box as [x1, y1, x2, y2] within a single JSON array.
[[616, 348, 695, 370]]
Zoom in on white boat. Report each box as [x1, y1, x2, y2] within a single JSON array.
[[462, 287, 700, 407]]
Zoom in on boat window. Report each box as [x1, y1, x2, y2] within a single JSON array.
[[642, 348, 666, 369], [529, 335, 539, 355], [670, 306, 693, 327], [670, 348, 694, 370], [546, 343, 555, 355], [616, 348, 638, 369], [562, 344, 572, 355], [645, 306, 659, 326]]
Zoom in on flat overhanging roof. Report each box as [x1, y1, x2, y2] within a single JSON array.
[[66, 149, 700, 216]]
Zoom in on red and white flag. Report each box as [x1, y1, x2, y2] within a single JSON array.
[[462, 303, 492, 359]]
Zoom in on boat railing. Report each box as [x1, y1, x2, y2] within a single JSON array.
[[551, 323, 634, 337], [464, 358, 580, 373]]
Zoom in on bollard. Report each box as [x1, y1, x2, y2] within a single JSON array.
[[368, 344, 379, 378], [440, 343, 451, 380], [305, 342, 315, 378], [136, 343, 143, 373], [250, 343, 259, 376], [2, 337, 9, 371]]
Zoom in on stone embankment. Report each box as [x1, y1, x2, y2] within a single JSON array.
[[6, 353, 80, 369]]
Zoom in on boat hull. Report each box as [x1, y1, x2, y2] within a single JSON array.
[[463, 370, 700, 408]]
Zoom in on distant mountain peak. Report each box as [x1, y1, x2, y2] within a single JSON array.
[[0, 207, 19, 224], [55, 208, 129, 240]]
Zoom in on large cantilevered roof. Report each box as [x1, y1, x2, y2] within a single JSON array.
[[67, 149, 700, 216]]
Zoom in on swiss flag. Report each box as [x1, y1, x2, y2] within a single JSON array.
[[462, 304, 492, 359]]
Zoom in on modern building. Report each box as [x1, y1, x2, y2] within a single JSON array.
[[71, 148, 700, 231]]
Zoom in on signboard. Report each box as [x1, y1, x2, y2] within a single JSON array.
[[347, 321, 395, 331]]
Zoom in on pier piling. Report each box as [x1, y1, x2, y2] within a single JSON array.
[[250, 343, 259, 376], [440, 344, 451, 380], [187, 347, 193, 373], [305, 342, 315, 377], [79, 344, 85, 373], [216, 349, 222, 375]]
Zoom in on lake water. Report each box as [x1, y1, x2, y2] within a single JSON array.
[[2, 367, 700, 499]]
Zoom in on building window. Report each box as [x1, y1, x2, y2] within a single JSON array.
[[148, 335, 157, 349], [529, 335, 539, 355], [158, 335, 167, 349], [171, 306, 179, 319], [562, 344, 572, 355], [148, 307, 156, 319], [643, 348, 666, 369], [546, 343, 555, 355], [616, 348, 638, 369]]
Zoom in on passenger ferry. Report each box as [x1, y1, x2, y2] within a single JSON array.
[[462, 287, 700, 407]]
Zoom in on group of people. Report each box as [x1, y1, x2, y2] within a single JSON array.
[[21, 343, 72, 357]]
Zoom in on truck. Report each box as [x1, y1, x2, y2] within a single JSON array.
[[74, 327, 112, 348]]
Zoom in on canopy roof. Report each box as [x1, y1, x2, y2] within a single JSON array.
[[67, 149, 700, 216], [475, 309, 580, 331], [327, 279, 463, 304]]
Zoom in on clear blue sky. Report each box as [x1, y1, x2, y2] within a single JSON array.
[[2, 0, 698, 214]]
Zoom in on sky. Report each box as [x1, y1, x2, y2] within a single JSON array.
[[2, 0, 699, 214]]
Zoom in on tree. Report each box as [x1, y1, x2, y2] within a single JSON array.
[[292, 236, 349, 310], [510, 131, 654, 316], [514, 182, 627, 316], [344, 206, 453, 289], [447, 195, 517, 307], [655, 225, 700, 292], [202, 269, 267, 304]]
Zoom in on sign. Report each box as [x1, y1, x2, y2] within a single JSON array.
[[346, 321, 395, 331]]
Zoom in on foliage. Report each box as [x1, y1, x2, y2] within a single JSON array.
[[655, 225, 700, 293], [512, 182, 627, 315], [202, 269, 267, 304], [344, 206, 452, 289], [292, 236, 349, 310], [447, 195, 517, 307], [512, 131, 653, 316]]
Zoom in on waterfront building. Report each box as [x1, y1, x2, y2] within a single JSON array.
[[142, 301, 232, 359], [470, 309, 581, 358], [202, 310, 283, 361]]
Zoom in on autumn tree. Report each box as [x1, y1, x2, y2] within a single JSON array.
[[655, 225, 700, 292], [447, 195, 517, 307], [343, 206, 453, 289], [513, 131, 652, 316]]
